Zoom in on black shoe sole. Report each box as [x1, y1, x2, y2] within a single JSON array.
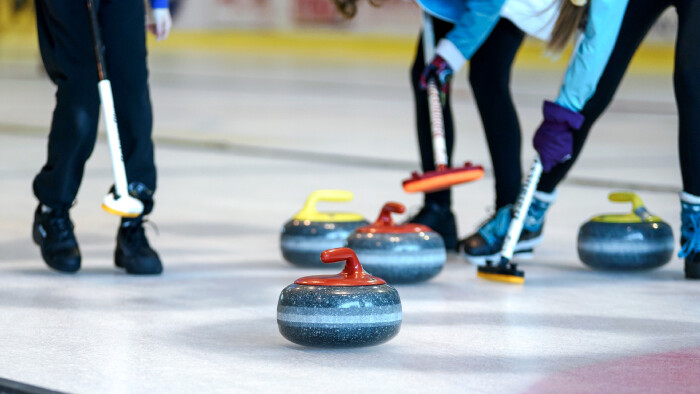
[[32, 225, 80, 273], [458, 234, 542, 266], [115, 248, 163, 275]]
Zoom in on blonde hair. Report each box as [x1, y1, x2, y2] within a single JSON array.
[[547, 0, 589, 52], [332, 0, 382, 19]]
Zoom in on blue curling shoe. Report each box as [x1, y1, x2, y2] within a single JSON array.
[[680, 192, 700, 279], [459, 191, 555, 265]]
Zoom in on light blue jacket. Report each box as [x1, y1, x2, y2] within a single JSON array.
[[415, 0, 507, 69], [416, 0, 629, 113], [555, 0, 629, 111]]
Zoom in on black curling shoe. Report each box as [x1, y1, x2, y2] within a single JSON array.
[[115, 218, 162, 275], [32, 205, 81, 273], [404, 202, 458, 251]]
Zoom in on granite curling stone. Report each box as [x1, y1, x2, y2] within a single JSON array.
[[277, 247, 402, 347], [346, 202, 446, 284], [577, 192, 674, 271], [280, 190, 368, 268]]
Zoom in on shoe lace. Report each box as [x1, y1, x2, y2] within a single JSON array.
[[524, 198, 548, 230], [47, 210, 73, 241], [475, 207, 496, 229], [122, 219, 157, 248], [477, 206, 511, 243], [679, 213, 700, 259]]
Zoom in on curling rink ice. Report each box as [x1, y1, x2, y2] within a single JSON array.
[[0, 40, 699, 393]]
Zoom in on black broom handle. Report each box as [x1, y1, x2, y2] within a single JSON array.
[[86, 0, 108, 81]]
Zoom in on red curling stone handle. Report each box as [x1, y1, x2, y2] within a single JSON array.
[[296, 247, 386, 286], [321, 247, 363, 278], [374, 202, 405, 227]]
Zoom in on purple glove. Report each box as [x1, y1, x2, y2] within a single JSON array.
[[420, 55, 453, 105], [533, 101, 585, 172]]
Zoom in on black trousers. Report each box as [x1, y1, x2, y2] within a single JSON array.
[[411, 19, 525, 209], [538, 0, 700, 195], [33, 0, 156, 210]]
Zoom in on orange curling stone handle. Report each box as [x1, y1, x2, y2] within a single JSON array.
[[355, 202, 433, 234], [294, 248, 386, 286]]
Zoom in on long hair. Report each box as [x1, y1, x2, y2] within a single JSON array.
[[547, 0, 589, 52], [333, 0, 382, 19]]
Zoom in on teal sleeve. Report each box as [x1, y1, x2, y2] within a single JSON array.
[[555, 0, 629, 112], [444, 0, 508, 61]]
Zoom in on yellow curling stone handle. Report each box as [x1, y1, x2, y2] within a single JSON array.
[[592, 191, 664, 223], [293, 190, 365, 222]]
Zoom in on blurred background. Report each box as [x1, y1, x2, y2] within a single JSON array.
[[0, 0, 678, 65], [0, 0, 683, 246], [0, 0, 681, 193]]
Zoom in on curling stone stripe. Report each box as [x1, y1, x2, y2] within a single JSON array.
[[355, 251, 446, 266], [278, 305, 401, 316], [277, 312, 402, 325], [347, 242, 443, 252], [278, 321, 401, 330], [280, 237, 348, 250], [578, 239, 673, 253]]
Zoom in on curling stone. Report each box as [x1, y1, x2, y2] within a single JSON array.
[[346, 202, 446, 284], [277, 247, 402, 347], [280, 190, 368, 268], [577, 192, 674, 271]]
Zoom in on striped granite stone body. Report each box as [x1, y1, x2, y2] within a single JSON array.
[[277, 284, 402, 347], [280, 220, 369, 267], [578, 221, 674, 270], [346, 231, 446, 284]]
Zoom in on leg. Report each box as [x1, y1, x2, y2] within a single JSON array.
[[33, 0, 102, 209], [469, 18, 525, 209], [537, 0, 669, 192], [100, 0, 156, 206], [100, 0, 161, 274], [673, 0, 700, 278], [460, 20, 550, 263], [411, 18, 455, 207], [31, 0, 104, 272], [408, 18, 460, 250], [673, 0, 700, 196]]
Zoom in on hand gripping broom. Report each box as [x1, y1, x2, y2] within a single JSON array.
[[403, 13, 484, 194]]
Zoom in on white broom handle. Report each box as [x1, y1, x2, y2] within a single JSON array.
[[422, 13, 448, 167], [501, 156, 543, 261], [98, 80, 129, 199], [422, 12, 435, 62]]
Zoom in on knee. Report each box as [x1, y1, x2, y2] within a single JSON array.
[[675, 65, 700, 106], [56, 75, 99, 107], [469, 63, 508, 100], [55, 80, 100, 142], [468, 68, 485, 97]]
